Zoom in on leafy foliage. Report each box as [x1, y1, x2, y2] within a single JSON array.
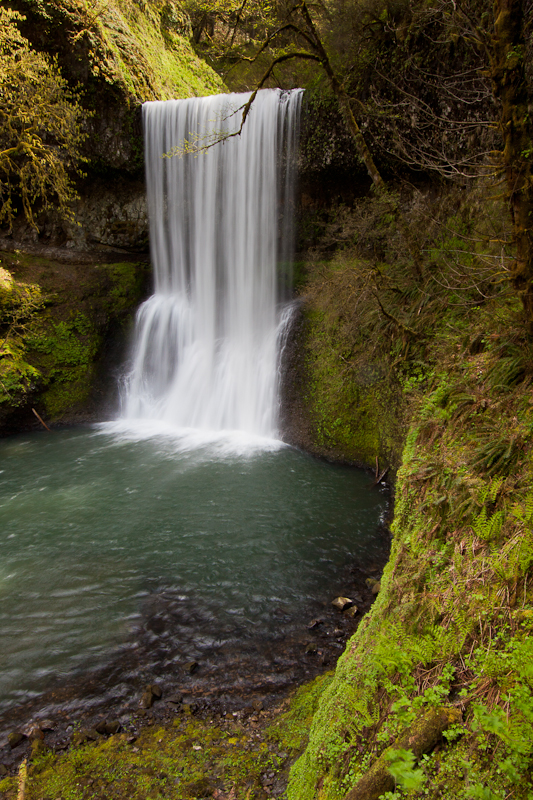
[[0, 7, 85, 229]]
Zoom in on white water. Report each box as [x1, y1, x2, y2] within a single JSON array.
[[121, 89, 302, 441]]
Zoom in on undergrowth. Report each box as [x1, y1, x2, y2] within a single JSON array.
[[289, 183, 533, 798]]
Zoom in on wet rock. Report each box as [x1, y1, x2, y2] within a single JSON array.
[[332, 596, 353, 611], [353, 592, 363, 604], [105, 720, 121, 735], [72, 728, 101, 746], [140, 688, 153, 709], [7, 731, 25, 749], [95, 720, 108, 735], [371, 581, 381, 594], [252, 699, 264, 712], [307, 618, 323, 629], [344, 605, 359, 617], [38, 719, 55, 731], [0, 764, 8, 776], [305, 642, 318, 654], [140, 684, 162, 708], [184, 661, 198, 674], [27, 725, 45, 740], [166, 693, 183, 706], [365, 578, 378, 590], [31, 738, 48, 758]]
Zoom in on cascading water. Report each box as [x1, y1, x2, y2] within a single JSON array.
[[122, 89, 302, 439]]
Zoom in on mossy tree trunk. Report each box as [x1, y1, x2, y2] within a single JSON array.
[[491, 0, 533, 332]]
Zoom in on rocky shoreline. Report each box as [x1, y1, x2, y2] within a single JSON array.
[[0, 544, 389, 781]]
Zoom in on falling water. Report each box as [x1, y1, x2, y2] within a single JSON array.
[[123, 89, 302, 437]]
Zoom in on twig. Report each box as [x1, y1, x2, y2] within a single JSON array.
[[32, 407, 51, 432]]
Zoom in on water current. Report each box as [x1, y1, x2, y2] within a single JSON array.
[[0, 427, 388, 715]]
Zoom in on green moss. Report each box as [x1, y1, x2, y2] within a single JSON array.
[[0, 693, 340, 800], [303, 306, 403, 469], [288, 297, 533, 800], [27, 312, 100, 417], [82, 0, 225, 101], [0, 268, 43, 406], [267, 673, 334, 756], [100, 260, 147, 317], [0, 251, 147, 422]]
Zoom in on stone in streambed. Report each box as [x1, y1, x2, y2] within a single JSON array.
[[344, 605, 359, 617], [166, 693, 183, 706], [38, 719, 54, 731], [140, 683, 163, 708], [305, 642, 318, 654], [95, 720, 108, 734], [184, 661, 198, 674], [0, 764, 8, 776], [7, 731, 25, 749], [332, 596, 353, 611]]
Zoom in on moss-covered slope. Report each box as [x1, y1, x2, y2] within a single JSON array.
[[0, 249, 147, 427], [287, 192, 533, 799], [14, 0, 224, 105]]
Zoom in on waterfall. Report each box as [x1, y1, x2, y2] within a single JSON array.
[[122, 89, 302, 441]]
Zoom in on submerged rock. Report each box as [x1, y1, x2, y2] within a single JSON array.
[[166, 693, 183, 706]]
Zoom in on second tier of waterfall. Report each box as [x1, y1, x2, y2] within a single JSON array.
[[122, 89, 302, 439]]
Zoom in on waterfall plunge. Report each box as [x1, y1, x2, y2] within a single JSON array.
[[122, 89, 302, 442]]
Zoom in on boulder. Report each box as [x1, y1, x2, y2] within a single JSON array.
[[332, 596, 353, 611], [7, 731, 25, 749]]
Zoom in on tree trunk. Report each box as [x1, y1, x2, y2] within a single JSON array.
[[491, 0, 533, 332]]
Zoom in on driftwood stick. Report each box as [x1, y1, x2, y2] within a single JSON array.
[[372, 467, 389, 487], [32, 407, 51, 432], [17, 759, 27, 800], [343, 706, 462, 800]]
